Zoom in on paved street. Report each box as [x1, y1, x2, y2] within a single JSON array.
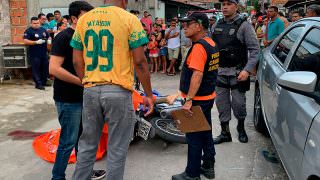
[[0, 74, 288, 180]]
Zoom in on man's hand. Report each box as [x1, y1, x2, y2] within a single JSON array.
[[237, 70, 249, 81], [142, 96, 154, 117], [182, 100, 193, 114], [170, 26, 175, 31], [132, 46, 153, 113], [36, 39, 46, 44]]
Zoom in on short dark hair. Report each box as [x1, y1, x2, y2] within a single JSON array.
[[269, 6, 279, 12], [144, 11, 148, 13], [57, 22, 64, 28], [38, 13, 45, 19], [69, 1, 94, 18], [130, 10, 135, 14], [46, 13, 54, 20], [278, 11, 284, 16], [291, 11, 303, 17], [30, 17, 38, 22], [136, 10, 140, 14], [307, 4, 320, 16], [156, 24, 162, 28], [170, 18, 177, 22], [63, 15, 70, 20], [54, 10, 61, 14]]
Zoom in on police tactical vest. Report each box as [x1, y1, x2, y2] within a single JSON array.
[[179, 38, 219, 96], [212, 17, 247, 68]]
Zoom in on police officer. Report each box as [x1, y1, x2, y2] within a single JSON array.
[[172, 12, 219, 180], [23, 17, 50, 90], [212, 0, 259, 144]]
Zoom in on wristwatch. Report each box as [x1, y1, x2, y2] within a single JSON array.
[[185, 96, 193, 102]]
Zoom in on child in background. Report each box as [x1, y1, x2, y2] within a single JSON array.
[[148, 33, 159, 73], [151, 23, 158, 34], [159, 38, 167, 74]]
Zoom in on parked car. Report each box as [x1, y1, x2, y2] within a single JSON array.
[[254, 17, 320, 180]]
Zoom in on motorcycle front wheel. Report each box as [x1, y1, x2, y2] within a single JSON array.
[[150, 117, 186, 144]]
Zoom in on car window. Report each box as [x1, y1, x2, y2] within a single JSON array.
[[273, 26, 304, 64], [288, 28, 320, 97]]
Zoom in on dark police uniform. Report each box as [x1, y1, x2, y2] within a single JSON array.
[[212, 14, 259, 144], [179, 37, 219, 178], [23, 27, 49, 88]]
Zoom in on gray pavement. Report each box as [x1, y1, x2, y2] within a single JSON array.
[[0, 74, 288, 180]]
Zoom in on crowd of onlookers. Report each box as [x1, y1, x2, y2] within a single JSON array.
[[249, 4, 320, 49], [130, 4, 320, 76], [25, 4, 320, 84], [37, 10, 71, 39], [131, 10, 182, 75], [129, 10, 213, 76]]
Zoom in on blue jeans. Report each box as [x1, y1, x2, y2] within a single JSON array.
[[185, 99, 216, 177], [52, 102, 82, 180]]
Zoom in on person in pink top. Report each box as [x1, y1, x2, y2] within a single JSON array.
[[148, 33, 159, 73], [141, 11, 152, 34]]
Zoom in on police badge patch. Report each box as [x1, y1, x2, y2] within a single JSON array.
[[229, 29, 235, 35]]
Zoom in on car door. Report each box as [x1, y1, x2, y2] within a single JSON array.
[[273, 26, 320, 180], [260, 25, 305, 127]]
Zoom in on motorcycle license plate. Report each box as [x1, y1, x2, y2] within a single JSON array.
[[137, 118, 152, 140]]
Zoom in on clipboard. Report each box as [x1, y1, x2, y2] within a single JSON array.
[[171, 106, 211, 133]]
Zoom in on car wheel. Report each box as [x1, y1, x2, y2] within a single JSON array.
[[253, 85, 269, 136]]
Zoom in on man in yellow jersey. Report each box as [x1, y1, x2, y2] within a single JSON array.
[[70, 0, 153, 180], [173, 13, 219, 180]]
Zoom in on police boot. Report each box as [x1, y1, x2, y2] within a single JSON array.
[[200, 160, 215, 179], [213, 123, 232, 144], [237, 119, 248, 143], [172, 172, 200, 180]]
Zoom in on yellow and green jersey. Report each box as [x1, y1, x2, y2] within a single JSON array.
[[70, 6, 149, 90]]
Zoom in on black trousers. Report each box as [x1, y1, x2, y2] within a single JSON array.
[[185, 99, 216, 177], [30, 56, 48, 87]]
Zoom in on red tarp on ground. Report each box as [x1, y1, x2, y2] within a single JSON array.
[[32, 125, 108, 163]]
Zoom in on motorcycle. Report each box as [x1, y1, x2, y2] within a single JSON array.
[[132, 90, 186, 144]]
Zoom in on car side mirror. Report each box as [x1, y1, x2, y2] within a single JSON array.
[[278, 71, 317, 93], [277, 71, 320, 104]]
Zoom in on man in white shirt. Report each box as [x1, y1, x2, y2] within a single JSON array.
[[165, 19, 180, 75]]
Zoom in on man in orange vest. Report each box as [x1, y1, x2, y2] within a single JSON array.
[[173, 12, 219, 180]]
